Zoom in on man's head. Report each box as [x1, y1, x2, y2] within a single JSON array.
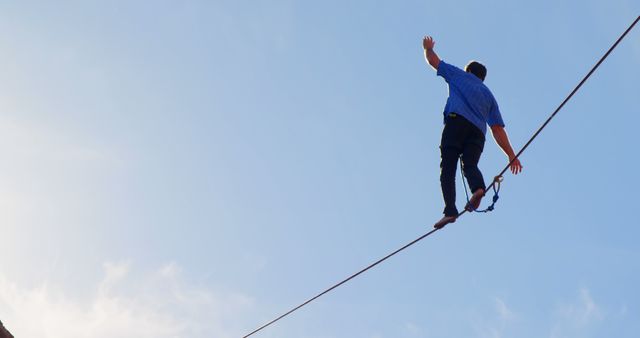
[[464, 61, 487, 81]]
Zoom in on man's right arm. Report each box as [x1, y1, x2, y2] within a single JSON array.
[[422, 36, 440, 70], [490, 125, 523, 175]]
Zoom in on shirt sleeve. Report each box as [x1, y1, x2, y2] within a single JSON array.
[[487, 100, 505, 127], [437, 60, 466, 82]]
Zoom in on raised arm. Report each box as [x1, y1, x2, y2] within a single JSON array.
[[422, 36, 440, 70], [490, 125, 523, 174]]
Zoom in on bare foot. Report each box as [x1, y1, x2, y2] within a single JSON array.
[[434, 215, 457, 229], [465, 188, 485, 211]]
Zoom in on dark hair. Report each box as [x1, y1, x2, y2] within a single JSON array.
[[464, 61, 487, 81]]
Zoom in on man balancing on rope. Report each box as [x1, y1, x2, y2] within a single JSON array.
[[422, 36, 523, 229]]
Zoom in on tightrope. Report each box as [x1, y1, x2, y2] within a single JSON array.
[[243, 15, 640, 338]]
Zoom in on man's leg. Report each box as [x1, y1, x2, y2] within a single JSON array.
[[439, 116, 466, 217], [461, 143, 486, 194], [440, 146, 461, 216], [461, 131, 486, 210], [434, 115, 464, 229], [435, 145, 461, 228]]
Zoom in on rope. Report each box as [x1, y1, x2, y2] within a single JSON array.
[[242, 228, 439, 338], [460, 160, 502, 213], [455, 14, 640, 219], [242, 15, 639, 338]]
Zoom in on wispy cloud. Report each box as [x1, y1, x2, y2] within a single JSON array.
[[404, 321, 424, 337], [494, 297, 515, 322], [0, 261, 253, 338], [472, 297, 516, 338], [549, 287, 603, 338]]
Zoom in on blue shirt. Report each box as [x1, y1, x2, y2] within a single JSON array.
[[437, 60, 504, 134]]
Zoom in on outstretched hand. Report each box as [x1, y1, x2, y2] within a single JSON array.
[[509, 156, 523, 175], [423, 36, 435, 50]]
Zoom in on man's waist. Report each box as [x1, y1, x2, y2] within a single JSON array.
[[445, 111, 478, 123], [445, 112, 465, 120], [444, 112, 486, 133]]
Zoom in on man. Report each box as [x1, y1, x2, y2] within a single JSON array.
[[422, 36, 523, 229]]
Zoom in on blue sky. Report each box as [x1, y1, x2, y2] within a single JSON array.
[[0, 1, 639, 337]]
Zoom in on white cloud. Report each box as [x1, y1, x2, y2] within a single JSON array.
[[0, 261, 254, 338], [560, 288, 602, 326], [494, 298, 515, 322], [549, 287, 603, 338], [404, 321, 423, 336], [472, 297, 516, 338]]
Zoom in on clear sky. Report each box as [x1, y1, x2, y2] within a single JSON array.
[[0, 1, 639, 337]]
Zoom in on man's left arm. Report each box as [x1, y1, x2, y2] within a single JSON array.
[[490, 125, 523, 175], [422, 36, 440, 70]]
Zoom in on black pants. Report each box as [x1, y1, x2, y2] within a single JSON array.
[[440, 113, 486, 216]]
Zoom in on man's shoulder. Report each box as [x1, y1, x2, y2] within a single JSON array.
[[437, 60, 464, 78], [438, 60, 461, 72], [480, 83, 498, 102]]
